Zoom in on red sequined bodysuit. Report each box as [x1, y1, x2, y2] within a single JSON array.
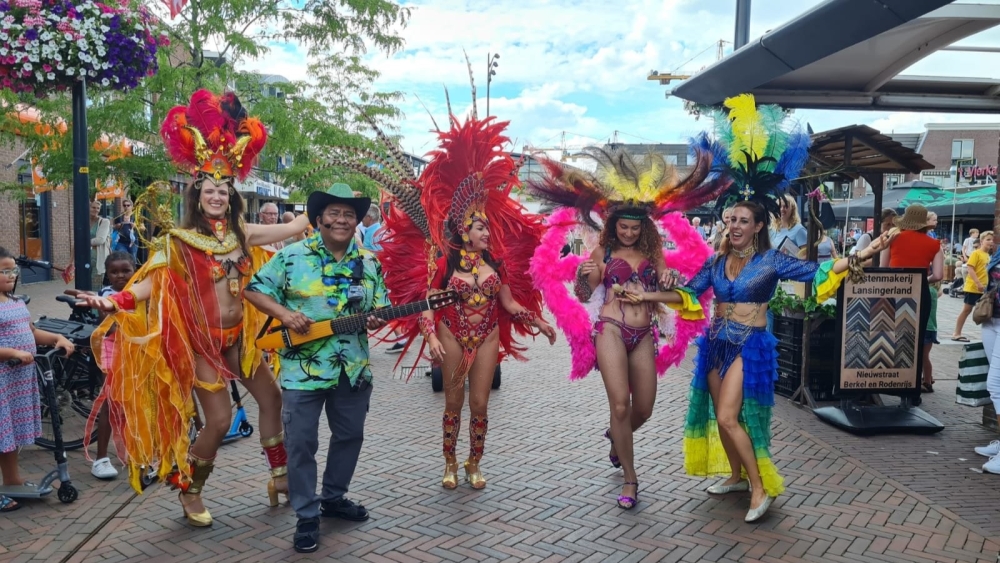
[[432, 260, 505, 385], [442, 273, 502, 351]]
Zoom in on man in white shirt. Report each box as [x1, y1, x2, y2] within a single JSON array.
[[963, 229, 980, 261]]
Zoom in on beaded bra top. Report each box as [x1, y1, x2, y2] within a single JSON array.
[[688, 249, 820, 303], [443, 272, 502, 351]]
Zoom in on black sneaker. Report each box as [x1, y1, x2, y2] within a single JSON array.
[[385, 342, 405, 355], [321, 497, 369, 521], [293, 517, 319, 553]]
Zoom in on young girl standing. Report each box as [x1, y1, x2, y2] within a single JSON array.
[[88, 251, 136, 479], [0, 247, 75, 511]]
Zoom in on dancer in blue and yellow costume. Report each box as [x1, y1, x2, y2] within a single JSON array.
[[647, 95, 891, 522]]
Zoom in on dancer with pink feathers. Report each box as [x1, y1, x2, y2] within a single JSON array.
[[527, 146, 730, 509]]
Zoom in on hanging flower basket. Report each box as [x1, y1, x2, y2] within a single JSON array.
[[0, 0, 168, 97]]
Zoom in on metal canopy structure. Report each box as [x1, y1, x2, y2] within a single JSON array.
[[670, 1, 1000, 112]]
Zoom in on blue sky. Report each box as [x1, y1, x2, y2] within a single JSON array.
[[245, 0, 1000, 158]]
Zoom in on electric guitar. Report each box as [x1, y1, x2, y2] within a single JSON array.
[[255, 290, 459, 350]]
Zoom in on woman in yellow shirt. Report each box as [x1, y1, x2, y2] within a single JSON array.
[[953, 231, 994, 341]]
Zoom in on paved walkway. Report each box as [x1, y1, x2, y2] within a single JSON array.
[[1, 281, 998, 563]]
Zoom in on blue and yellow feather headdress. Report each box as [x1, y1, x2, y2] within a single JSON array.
[[694, 93, 811, 223]]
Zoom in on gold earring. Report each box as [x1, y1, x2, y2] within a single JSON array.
[[198, 202, 203, 213], [753, 231, 759, 250]]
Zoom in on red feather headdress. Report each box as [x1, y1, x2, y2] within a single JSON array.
[[160, 90, 267, 182]]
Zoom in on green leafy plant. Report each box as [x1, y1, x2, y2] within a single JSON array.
[[769, 286, 836, 320]]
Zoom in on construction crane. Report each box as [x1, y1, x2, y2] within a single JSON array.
[[648, 39, 729, 85], [524, 132, 586, 163]]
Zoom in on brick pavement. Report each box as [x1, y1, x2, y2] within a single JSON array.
[[0, 281, 998, 562]]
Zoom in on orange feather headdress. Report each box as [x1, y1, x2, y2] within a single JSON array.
[[160, 90, 267, 183]]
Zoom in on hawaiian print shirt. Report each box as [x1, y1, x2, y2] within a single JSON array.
[[247, 233, 389, 391]]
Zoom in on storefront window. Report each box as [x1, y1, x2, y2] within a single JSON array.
[[17, 174, 42, 260]]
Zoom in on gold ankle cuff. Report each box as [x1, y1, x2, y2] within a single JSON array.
[[260, 432, 284, 448], [269, 466, 288, 478]]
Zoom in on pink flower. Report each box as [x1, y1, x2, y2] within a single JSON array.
[[42, 63, 51, 72], [806, 187, 827, 202]]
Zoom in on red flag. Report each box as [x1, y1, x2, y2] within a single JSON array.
[[162, 0, 187, 18]]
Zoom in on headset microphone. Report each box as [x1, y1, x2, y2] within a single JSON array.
[[321, 222, 335, 230]]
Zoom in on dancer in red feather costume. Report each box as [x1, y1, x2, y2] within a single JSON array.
[[334, 99, 556, 490]]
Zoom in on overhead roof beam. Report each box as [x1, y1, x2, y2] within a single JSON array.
[[671, 0, 954, 106]]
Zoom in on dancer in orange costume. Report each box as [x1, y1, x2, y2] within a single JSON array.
[[77, 90, 310, 526]]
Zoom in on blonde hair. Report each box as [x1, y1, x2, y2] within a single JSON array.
[[779, 195, 800, 229], [980, 230, 994, 241]]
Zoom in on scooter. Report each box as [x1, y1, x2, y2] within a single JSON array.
[[0, 348, 78, 504], [223, 380, 254, 444]]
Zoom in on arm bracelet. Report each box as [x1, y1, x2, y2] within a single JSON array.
[[417, 316, 437, 337], [512, 310, 537, 325], [108, 290, 137, 312]]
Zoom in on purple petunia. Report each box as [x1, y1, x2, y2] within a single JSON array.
[[1, 0, 165, 95]]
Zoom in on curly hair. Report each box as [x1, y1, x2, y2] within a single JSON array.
[[599, 215, 663, 263]]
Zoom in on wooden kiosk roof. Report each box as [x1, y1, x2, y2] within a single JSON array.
[[808, 125, 933, 175]]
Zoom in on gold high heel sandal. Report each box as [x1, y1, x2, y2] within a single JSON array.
[[262, 433, 289, 507], [463, 460, 486, 490], [267, 474, 289, 507], [178, 455, 215, 527], [179, 492, 213, 527], [442, 462, 459, 489]]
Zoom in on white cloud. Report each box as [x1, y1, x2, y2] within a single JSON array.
[[245, 0, 1000, 157]]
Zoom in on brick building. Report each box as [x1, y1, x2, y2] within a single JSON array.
[[0, 139, 74, 284], [915, 123, 1000, 187]]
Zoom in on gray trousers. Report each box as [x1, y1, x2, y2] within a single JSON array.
[[282, 375, 372, 519]]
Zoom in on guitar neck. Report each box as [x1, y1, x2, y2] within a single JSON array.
[[328, 300, 431, 334]]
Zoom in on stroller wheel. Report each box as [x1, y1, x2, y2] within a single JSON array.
[[140, 468, 158, 490], [57, 484, 78, 503], [239, 422, 254, 438]]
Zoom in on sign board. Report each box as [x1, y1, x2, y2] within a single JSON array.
[[835, 268, 926, 395]]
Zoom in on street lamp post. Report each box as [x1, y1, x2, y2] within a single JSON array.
[[72, 81, 92, 291], [486, 53, 499, 116]]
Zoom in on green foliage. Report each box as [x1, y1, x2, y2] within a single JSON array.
[[768, 286, 836, 320], [0, 0, 411, 201]]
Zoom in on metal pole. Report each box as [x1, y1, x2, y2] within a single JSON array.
[[734, 0, 752, 49], [486, 53, 491, 117], [72, 80, 91, 291], [951, 166, 959, 254]]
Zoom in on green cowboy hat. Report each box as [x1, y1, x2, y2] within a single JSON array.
[[306, 183, 371, 226]]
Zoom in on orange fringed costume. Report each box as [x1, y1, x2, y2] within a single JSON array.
[[86, 88, 275, 494], [90, 233, 272, 492]]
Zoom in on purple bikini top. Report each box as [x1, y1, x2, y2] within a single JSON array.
[[602, 257, 658, 291]]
